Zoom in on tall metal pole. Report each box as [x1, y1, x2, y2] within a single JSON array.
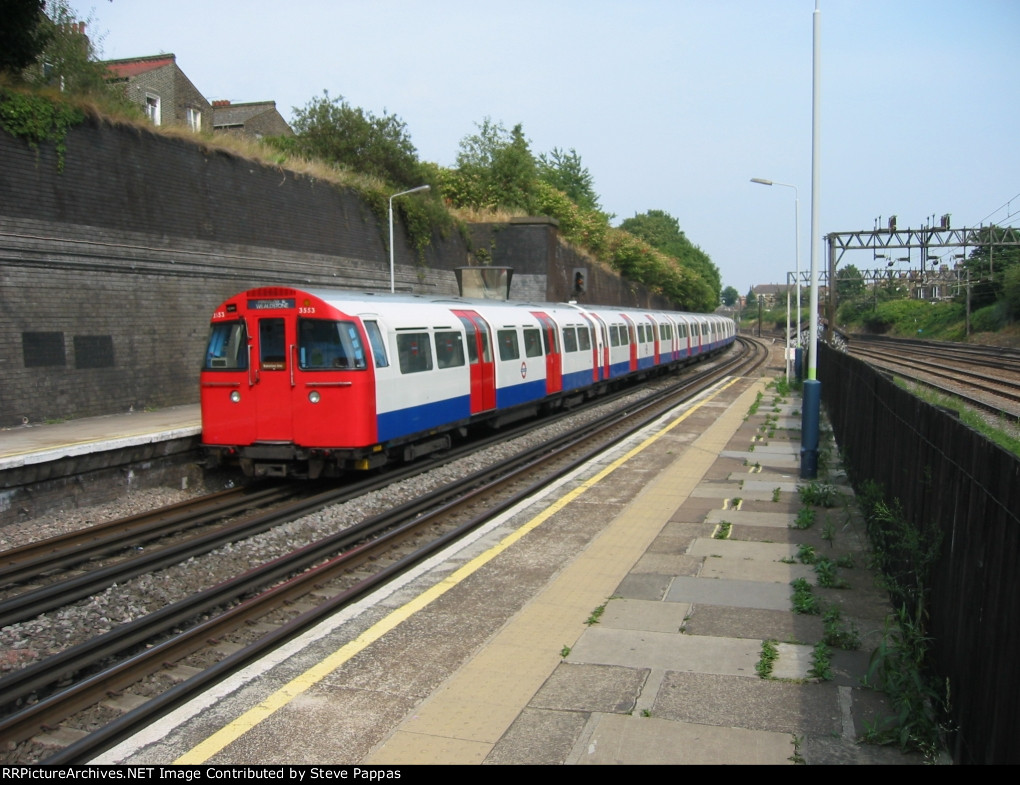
[[801, 0, 822, 479], [388, 185, 430, 293]]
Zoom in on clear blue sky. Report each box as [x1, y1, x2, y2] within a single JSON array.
[[68, 0, 1020, 298]]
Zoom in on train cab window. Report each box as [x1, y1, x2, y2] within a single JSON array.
[[497, 329, 520, 361], [363, 320, 389, 368], [435, 330, 465, 369], [577, 326, 592, 351], [204, 321, 248, 370], [260, 319, 287, 369], [562, 326, 578, 353], [396, 332, 434, 374], [523, 328, 543, 358], [298, 318, 367, 370]]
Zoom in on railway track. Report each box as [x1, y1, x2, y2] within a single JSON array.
[[845, 333, 1020, 420], [0, 337, 767, 764]]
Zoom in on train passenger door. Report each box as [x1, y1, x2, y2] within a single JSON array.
[[620, 314, 638, 372], [531, 312, 562, 394], [253, 316, 294, 441], [579, 313, 602, 381], [454, 310, 495, 413], [647, 316, 661, 365]]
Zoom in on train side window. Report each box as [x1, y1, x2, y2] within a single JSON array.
[[609, 325, 620, 347], [497, 329, 520, 361], [562, 326, 578, 353], [259, 319, 286, 369], [298, 319, 367, 370], [620, 325, 630, 346], [435, 330, 465, 369], [577, 326, 592, 351], [204, 321, 248, 370], [523, 328, 543, 358], [364, 320, 389, 368], [396, 332, 434, 374]]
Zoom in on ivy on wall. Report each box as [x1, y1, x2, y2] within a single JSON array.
[[0, 87, 84, 171]]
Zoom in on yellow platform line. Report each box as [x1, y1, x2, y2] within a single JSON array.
[[176, 376, 758, 764]]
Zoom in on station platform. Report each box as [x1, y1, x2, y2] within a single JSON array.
[[0, 404, 201, 471], [2, 371, 931, 766]]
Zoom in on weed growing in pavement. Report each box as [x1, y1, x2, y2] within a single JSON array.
[[789, 736, 806, 764], [586, 602, 608, 626], [809, 641, 834, 681], [713, 522, 732, 539], [797, 544, 817, 564], [790, 578, 821, 615], [793, 506, 816, 529], [772, 487, 782, 502], [799, 481, 839, 508], [560, 645, 571, 658], [747, 390, 764, 417], [822, 607, 861, 650], [814, 557, 850, 589], [757, 639, 779, 678]]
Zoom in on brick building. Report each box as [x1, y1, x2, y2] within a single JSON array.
[[103, 54, 292, 138]]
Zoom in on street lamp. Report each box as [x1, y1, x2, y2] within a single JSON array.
[[751, 177, 801, 377], [388, 185, 430, 293]]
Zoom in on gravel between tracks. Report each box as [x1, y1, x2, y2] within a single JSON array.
[[0, 380, 676, 676]]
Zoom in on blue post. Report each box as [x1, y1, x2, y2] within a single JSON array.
[[800, 379, 820, 479], [795, 347, 804, 382]]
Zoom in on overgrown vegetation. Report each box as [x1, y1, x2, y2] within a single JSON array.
[[852, 479, 949, 760]]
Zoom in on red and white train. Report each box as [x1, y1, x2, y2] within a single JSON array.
[[200, 286, 736, 478]]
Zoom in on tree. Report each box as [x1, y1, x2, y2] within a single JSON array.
[[746, 287, 757, 307], [835, 263, 866, 300], [961, 226, 1020, 310], [619, 209, 722, 303], [537, 147, 601, 212], [289, 91, 425, 188], [0, 0, 52, 76], [721, 286, 739, 307], [21, 1, 128, 103], [448, 117, 538, 212], [1003, 264, 1020, 320]]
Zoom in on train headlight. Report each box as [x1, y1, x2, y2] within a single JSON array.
[[229, 390, 241, 403], [308, 390, 321, 404]]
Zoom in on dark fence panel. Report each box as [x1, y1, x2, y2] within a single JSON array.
[[818, 342, 1020, 764]]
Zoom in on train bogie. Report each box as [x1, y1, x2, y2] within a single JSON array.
[[200, 287, 736, 478]]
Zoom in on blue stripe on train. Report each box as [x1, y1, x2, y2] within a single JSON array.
[[495, 378, 547, 408], [377, 395, 470, 442]]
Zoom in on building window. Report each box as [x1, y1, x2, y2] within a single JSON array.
[[145, 93, 161, 125], [186, 107, 201, 132]]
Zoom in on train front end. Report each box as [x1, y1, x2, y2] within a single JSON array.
[[200, 287, 379, 478]]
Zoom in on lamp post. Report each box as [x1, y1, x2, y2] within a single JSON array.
[[750, 177, 801, 377], [388, 185, 430, 293]]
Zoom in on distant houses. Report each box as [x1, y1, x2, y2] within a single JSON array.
[[103, 54, 292, 139]]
